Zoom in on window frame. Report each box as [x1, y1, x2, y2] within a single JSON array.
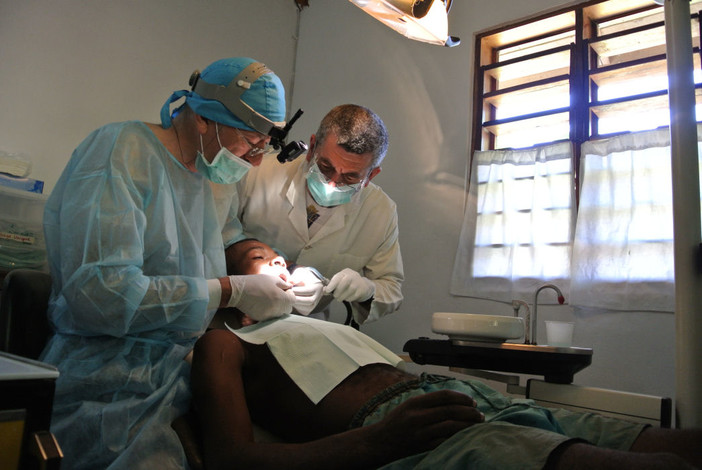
[[470, 0, 702, 205]]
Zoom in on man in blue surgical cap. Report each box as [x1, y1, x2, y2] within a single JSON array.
[[41, 57, 300, 469]]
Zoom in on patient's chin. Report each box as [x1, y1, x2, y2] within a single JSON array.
[[209, 308, 256, 330], [240, 315, 257, 327]]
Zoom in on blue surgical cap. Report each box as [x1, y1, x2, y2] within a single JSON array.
[[160, 57, 286, 131]]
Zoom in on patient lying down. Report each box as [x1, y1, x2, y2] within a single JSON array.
[[191, 239, 701, 470]]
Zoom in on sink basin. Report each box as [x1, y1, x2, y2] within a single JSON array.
[[432, 312, 524, 343]]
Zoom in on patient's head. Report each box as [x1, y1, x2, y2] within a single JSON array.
[[226, 238, 289, 282], [221, 239, 291, 328]]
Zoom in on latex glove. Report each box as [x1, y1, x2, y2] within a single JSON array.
[[289, 267, 325, 316], [228, 274, 295, 321], [323, 268, 376, 303]]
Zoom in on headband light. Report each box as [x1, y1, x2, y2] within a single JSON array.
[[190, 62, 307, 163]]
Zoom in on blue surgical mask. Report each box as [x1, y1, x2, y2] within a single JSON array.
[[195, 123, 252, 184], [306, 162, 362, 207]]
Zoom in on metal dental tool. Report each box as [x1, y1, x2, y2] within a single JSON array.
[[294, 266, 359, 330], [306, 266, 329, 286]]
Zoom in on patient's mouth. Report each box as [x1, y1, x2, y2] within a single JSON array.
[[259, 265, 290, 283]]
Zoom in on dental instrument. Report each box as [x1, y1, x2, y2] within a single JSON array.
[[303, 266, 361, 330], [305, 266, 329, 286]]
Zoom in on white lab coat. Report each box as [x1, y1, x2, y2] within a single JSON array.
[[219, 155, 403, 323]]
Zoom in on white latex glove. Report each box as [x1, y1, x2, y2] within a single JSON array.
[[228, 274, 295, 321], [323, 268, 376, 303], [289, 267, 325, 316]]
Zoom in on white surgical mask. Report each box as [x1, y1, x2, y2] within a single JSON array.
[[306, 162, 362, 207]]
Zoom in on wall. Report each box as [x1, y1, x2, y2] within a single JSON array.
[[0, 0, 676, 400], [290, 0, 675, 399], [0, 0, 301, 193]]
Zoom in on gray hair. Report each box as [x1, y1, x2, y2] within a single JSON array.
[[314, 104, 389, 167]]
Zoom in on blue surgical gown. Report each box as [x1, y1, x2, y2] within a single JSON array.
[[40, 121, 225, 469]]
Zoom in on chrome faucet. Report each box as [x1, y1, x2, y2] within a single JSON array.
[[530, 284, 565, 345]]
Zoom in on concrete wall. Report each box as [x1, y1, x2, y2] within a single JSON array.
[[0, 0, 301, 190]]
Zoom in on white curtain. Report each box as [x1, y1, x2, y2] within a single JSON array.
[[570, 126, 702, 312], [452, 127, 702, 311], [451, 141, 574, 303]]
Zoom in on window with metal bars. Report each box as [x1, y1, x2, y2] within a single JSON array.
[[472, 0, 702, 157], [452, 0, 702, 304]]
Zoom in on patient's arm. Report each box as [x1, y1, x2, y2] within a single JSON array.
[[190, 329, 482, 470]]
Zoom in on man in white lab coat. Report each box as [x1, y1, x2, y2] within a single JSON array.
[[217, 104, 403, 325]]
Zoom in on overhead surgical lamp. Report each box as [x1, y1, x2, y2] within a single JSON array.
[[349, 0, 460, 47]]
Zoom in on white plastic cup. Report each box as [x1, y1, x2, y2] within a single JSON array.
[[545, 321, 574, 347]]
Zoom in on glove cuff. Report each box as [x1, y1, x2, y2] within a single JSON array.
[[363, 279, 376, 302], [206, 279, 222, 310], [227, 276, 245, 308]]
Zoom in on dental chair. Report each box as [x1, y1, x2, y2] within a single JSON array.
[[0, 269, 53, 359], [0, 269, 61, 469], [0, 269, 205, 470]]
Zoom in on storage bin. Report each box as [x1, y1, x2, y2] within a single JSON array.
[[0, 186, 48, 270]]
